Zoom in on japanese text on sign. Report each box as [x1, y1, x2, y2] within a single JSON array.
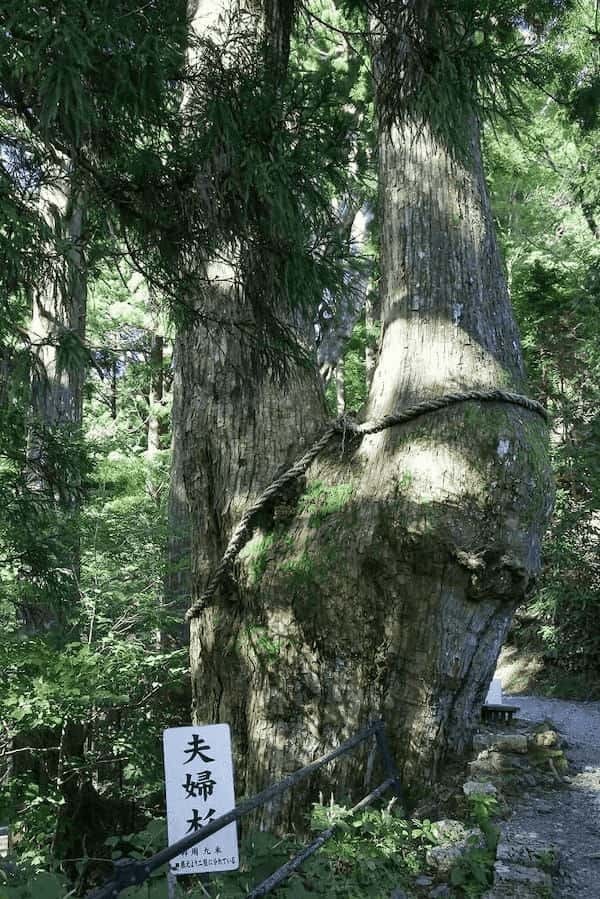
[[163, 725, 239, 874]]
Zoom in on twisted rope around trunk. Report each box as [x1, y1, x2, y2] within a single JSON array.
[[185, 388, 547, 620]]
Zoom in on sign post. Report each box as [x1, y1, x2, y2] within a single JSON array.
[[163, 725, 239, 878]]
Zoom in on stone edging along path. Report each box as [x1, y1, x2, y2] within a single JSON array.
[[486, 695, 600, 899]]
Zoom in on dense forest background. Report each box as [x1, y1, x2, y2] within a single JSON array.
[[0, 0, 599, 896]]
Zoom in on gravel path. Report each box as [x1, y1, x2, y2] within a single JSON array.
[[503, 694, 600, 898]]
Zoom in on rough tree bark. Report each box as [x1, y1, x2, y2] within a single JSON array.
[[28, 167, 87, 442], [25, 157, 86, 624], [147, 332, 165, 457], [166, 0, 296, 620], [364, 287, 380, 389], [181, 4, 552, 826], [25, 160, 87, 621], [166, 366, 193, 622]]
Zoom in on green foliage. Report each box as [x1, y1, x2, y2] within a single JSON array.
[[466, 793, 500, 851], [0, 421, 88, 626], [97, 6, 372, 374], [0, 0, 186, 148], [299, 481, 354, 526], [0, 869, 69, 899], [0, 168, 49, 307], [449, 845, 494, 898], [341, 318, 380, 413], [0, 0, 374, 375], [0, 197, 189, 875], [362, 0, 573, 149], [84, 266, 171, 454], [448, 794, 499, 897], [484, 0, 600, 683], [97, 802, 436, 899], [240, 534, 276, 586]]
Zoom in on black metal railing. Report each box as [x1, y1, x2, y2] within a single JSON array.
[[86, 719, 402, 899]]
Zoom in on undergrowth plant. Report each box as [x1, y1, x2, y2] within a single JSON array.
[[448, 793, 499, 898]]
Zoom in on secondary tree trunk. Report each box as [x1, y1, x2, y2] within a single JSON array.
[[22, 159, 93, 863], [147, 332, 165, 457], [25, 161, 87, 614], [28, 170, 87, 438], [183, 8, 552, 827], [165, 337, 193, 631], [364, 287, 380, 389], [317, 203, 373, 384], [166, 0, 295, 623]]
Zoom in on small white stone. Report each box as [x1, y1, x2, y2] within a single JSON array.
[[463, 780, 498, 797], [497, 438, 511, 457], [452, 302, 464, 325]]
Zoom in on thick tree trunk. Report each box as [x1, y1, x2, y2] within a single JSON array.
[[185, 118, 552, 824], [25, 164, 87, 608], [147, 332, 165, 456], [182, 290, 327, 817], [166, 0, 296, 622], [351, 118, 553, 779], [180, 2, 553, 832], [28, 174, 86, 436]]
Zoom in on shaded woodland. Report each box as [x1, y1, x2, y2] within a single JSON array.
[[0, 1, 599, 896]]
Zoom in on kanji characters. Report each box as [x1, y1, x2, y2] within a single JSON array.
[[181, 771, 216, 801], [185, 808, 216, 833], [183, 735, 214, 764]]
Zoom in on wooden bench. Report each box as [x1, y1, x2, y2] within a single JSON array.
[[481, 703, 520, 723]]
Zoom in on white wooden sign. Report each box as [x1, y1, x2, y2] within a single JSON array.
[[163, 725, 239, 874]]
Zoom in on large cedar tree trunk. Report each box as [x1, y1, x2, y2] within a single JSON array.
[[180, 7, 552, 825], [24, 165, 87, 621], [20, 161, 95, 863], [166, 0, 295, 619], [28, 172, 86, 439], [24, 164, 87, 630], [147, 332, 165, 457]]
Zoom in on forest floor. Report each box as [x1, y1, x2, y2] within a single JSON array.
[[498, 692, 600, 898]]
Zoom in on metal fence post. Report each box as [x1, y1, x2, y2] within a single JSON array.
[[167, 869, 177, 899]]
